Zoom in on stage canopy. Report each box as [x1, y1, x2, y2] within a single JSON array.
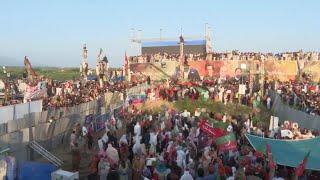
[[246, 134, 320, 171]]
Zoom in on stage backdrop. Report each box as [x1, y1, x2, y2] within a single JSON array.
[[129, 60, 320, 81]]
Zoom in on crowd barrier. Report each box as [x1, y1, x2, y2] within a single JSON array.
[[0, 100, 42, 124], [126, 83, 151, 96], [269, 90, 320, 130], [0, 91, 125, 163]]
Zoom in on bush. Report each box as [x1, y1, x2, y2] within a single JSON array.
[[173, 99, 251, 117]]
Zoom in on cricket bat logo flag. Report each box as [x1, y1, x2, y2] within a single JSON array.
[[215, 133, 237, 152], [199, 120, 226, 138]]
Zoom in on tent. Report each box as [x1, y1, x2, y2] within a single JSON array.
[[246, 134, 320, 170]]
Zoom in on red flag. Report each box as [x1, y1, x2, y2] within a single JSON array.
[[295, 151, 311, 177], [199, 120, 226, 138], [266, 143, 276, 170]]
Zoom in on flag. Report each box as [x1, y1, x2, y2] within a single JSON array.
[[199, 120, 226, 138], [266, 143, 276, 169], [295, 150, 311, 177], [209, 119, 228, 130], [124, 51, 129, 76], [24, 81, 47, 101], [215, 133, 237, 152]]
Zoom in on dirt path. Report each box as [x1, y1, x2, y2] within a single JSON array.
[[35, 130, 106, 179]]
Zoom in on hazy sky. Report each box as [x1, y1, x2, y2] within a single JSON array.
[[0, 0, 319, 67]]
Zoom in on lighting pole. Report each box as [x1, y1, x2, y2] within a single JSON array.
[[205, 23, 208, 39], [138, 29, 142, 55], [160, 28, 163, 40]]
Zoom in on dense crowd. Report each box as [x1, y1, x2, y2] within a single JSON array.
[[0, 77, 147, 111], [67, 78, 319, 180], [129, 51, 320, 64], [273, 80, 320, 116], [129, 53, 205, 64]]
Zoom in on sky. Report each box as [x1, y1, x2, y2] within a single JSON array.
[[0, 0, 319, 67]]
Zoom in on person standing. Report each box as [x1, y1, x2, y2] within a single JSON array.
[[119, 160, 130, 180], [267, 96, 272, 110], [107, 164, 120, 180], [98, 158, 109, 180], [87, 132, 94, 151], [88, 155, 99, 180], [71, 143, 81, 172], [70, 130, 77, 150]]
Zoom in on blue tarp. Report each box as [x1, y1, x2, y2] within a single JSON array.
[[142, 39, 205, 47], [87, 75, 97, 81], [246, 134, 320, 171], [18, 162, 57, 180]]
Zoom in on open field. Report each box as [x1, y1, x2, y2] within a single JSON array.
[[0, 67, 80, 81]]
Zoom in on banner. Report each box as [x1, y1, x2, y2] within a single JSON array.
[[94, 114, 108, 132], [238, 84, 246, 95], [199, 120, 226, 138], [269, 116, 279, 131], [246, 134, 320, 170], [84, 114, 94, 133], [215, 133, 237, 152], [24, 81, 47, 102]]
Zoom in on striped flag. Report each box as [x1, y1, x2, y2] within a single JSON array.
[[266, 143, 276, 169], [215, 133, 237, 152], [199, 120, 226, 138]]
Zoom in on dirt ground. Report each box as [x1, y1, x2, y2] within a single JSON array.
[[35, 130, 107, 180]]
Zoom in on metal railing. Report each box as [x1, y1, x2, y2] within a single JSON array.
[[29, 141, 63, 167]]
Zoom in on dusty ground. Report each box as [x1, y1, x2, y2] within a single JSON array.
[[35, 130, 106, 180]]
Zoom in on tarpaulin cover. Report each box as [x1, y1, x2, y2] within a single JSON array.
[[18, 162, 57, 180], [246, 134, 320, 170]]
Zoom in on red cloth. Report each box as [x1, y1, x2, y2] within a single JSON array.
[[295, 151, 310, 177], [199, 120, 226, 138], [266, 144, 276, 169]]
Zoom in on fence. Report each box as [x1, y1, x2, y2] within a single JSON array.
[[0, 91, 124, 163], [126, 83, 151, 96], [0, 100, 43, 124], [269, 90, 320, 130]]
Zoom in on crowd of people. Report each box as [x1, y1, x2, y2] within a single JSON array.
[[66, 77, 319, 180], [129, 51, 320, 64], [274, 80, 320, 116], [0, 77, 147, 111], [129, 53, 205, 64]]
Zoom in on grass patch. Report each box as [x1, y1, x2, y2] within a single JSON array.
[[173, 98, 252, 117], [0, 67, 80, 81]]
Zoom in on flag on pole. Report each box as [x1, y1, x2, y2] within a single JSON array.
[[215, 133, 237, 152], [124, 52, 129, 76], [266, 143, 276, 170], [295, 150, 311, 177]]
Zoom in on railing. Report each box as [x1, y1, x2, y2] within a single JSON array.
[[29, 141, 63, 167]]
